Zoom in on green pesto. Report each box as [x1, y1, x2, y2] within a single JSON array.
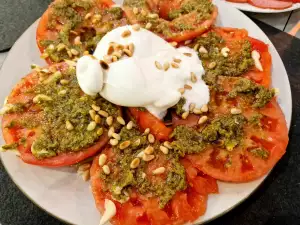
[[202, 115, 245, 151], [168, 0, 213, 21], [100, 126, 186, 208], [248, 114, 263, 127], [1, 143, 19, 150], [228, 78, 275, 108], [193, 32, 254, 84], [106, 7, 123, 20], [123, 0, 147, 7], [3, 103, 26, 114], [249, 148, 270, 160], [6, 66, 119, 159], [171, 125, 206, 157], [174, 97, 186, 115]]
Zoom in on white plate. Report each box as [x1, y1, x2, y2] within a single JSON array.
[[218, 0, 300, 13], [0, 1, 292, 224]]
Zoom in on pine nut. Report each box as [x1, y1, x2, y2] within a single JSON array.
[[58, 90, 67, 95], [56, 43, 66, 52], [141, 9, 147, 16], [191, 72, 197, 83], [81, 170, 90, 181], [98, 154, 107, 166], [159, 146, 169, 154], [87, 121, 97, 131], [142, 154, 155, 162], [99, 110, 109, 118], [97, 128, 103, 136], [199, 46, 208, 54], [117, 116, 125, 125], [91, 104, 100, 111], [184, 84, 192, 90], [119, 140, 131, 150], [133, 7, 139, 15], [170, 42, 178, 47], [184, 40, 192, 45], [121, 30, 131, 38], [171, 62, 179, 68], [201, 104, 208, 113], [208, 62, 216, 69], [221, 47, 230, 57], [144, 146, 154, 155], [60, 79, 69, 85], [132, 23, 140, 31], [123, 49, 132, 57], [198, 115, 208, 125], [193, 43, 200, 51], [173, 58, 181, 63], [155, 61, 162, 70], [110, 138, 119, 146], [163, 141, 172, 149], [112, 51, 122, 59], [163, 62, 170, 71], [33, 94, 52, 103], [126, 121, 133, 130], [85, 12, 92, 20], [148, 134, 155, 143], [178, 88, 185, 94], [182, 111, 189, 119], [129, 43, 134, 53], [108, 127, 115, 137], [231, 108, 242, 114], [103, 165, 110, 175], [74, 36, 81, 45], [184, 52, 192, 57], [66, 120, 74, 130], [130, 158, 140, 169], [89, 110, 96, 120], [71, 49, 79, 56], [143, 128, 150, 135], [106, 116, 113, 126], [95, 115, 101, 124], [193, 108, 202, 114], [189, 103, 195, 112], [145, 22, 152, 29], [133, 138, 141, 147], [152, 167, 165, 175], [112, 133, 121, 140], [112, 55, 118, 62], [148, 13, 158, 19], [78, 163, 91, 172]]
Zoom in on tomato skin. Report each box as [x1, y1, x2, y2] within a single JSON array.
[[129, 108, 172, 141]]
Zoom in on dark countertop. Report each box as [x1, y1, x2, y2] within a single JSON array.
[[1, 6, 300, 225]]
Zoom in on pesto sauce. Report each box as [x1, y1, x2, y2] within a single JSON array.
[[229, 78, 275, 108], [174, 97, 186, 115], [192, 32, 254, 85], [100, 126, 186, 208], [249, 148, 270, 160]]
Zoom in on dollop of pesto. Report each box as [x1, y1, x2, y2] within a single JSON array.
[[171, 114, 246, 152], [191, 32, 254, 85], [100, 126, 186, 208], [249, 148, 269, 160], [228, 78, 275, 108], [174, 97, 186, 115]]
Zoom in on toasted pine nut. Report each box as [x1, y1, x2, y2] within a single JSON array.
[[112, 133, 121, 140], [189, 103, 195, 112], [184, 40, 192, 45], [208, 62, 216, 69], [221, 47, 230, 57], [193, 43, 200, 51], [132, 23, 140, 31], [89, 110, 96, 120], [133, 138, 141, 147], [148, 13, 158, 19], [163, 62, 170, 71], [121, 30, 131, 38], [152, 167, 165, 175], [178, 88, 185, 94], [201, 104, 208, 113], [110, 138, 119, 146], [74, 36, 81, 45], [198, 116, 208, 125], [173, 58, 181, 63], [144, 146, 154, 155], [78, 163, 91, 172], [143, 128, 150, 135], [155, 61, 162, 70], [100, 60, 109, 70], [123, 49, 132, 57], [171, 62, 179, 69], [106, 116, 113, 126], [129, 43, 134, 53], [184, 52, 192, 57], [231, 108, 242, 115], [99, 110, 109, 117], [112, 55, 118, 62], [117, 116, 125, 125], [97, 128, 103, 136], [133, 7, 139, 15], [130, 158, 140, 169], [163, 141, 172, 149], [103, 165, 110, 175], [148, 134, 155, 143], [191, 72, 197, 83], [95, 115, 101, 124], [142, 154, 155, 162], [145, 22, 152, 29], [99, 154, 107, 166], [85, 12, 92, 20], [71, 49, 79, 56], [170, 42, 178, 47], [199, 46, 208, 54], [126, 121, 133, 130], [58, 90, 67, 95], [33, 94, 52, 103], [66, 120, 74, 130], [184, 84, 192, 90], [182, 111, 189, 119], [87, 121, 97, 131], [141, 9, 147, 16], [81, 170, 90, 181], [119, 140, 131, 150], [60, 79, 69, 85], [159, 146, 169, 154], [108, 127, 115, 137], [107, 45, 114, 55]]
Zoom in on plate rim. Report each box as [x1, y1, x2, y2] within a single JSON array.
[[0, 2, 292, 224]]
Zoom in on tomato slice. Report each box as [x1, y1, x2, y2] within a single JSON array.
[[186, 77, 288, 182], [124, 1, 218, 43], [171, 111, 199, 128], [248, 0, 293, 9], [129, 108, 172, 141], [36, 0, 126, 64], [90, 148, 217, 225], [1, 62, 118, 167]]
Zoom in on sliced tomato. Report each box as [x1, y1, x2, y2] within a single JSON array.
[[90, 148, 218, 225], [248, 0, 293, 9], [171, 111, 200, 128], [186, 77, 288, 182], [129, 108, 172, 141], [36, 0, 126, 64], [1, 62, 115, 167]]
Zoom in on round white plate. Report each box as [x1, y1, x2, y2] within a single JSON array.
[[218, 0, 300, 13], [0, 1, 292, 225]]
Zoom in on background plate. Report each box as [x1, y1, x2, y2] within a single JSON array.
[[0, 1, 292, 225], [218, 0, 300, 13]]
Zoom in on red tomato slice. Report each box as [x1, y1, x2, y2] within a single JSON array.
[[36, 0, 125, 64], [1, 62, 116, 167], [90, 148, 217, 225], [129, 108, 172, 141], [186, 76, 288, 182], [248, 0, 292, 9], [171, 112, 199, 128]]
